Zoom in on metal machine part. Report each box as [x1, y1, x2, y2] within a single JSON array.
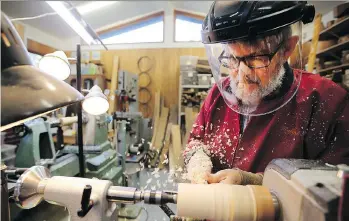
[[13, 166, 177, 221], [12, 159, 347, 221], [264, 159, 343, 221], [107, 186, 177, 205], [114, 114, 148, 163], [15, 118, 80, 177], [1, 164, 10, 221], [117, 70, 139, 113], [13, 166, 51, 209], [14, 113, 123, 185]]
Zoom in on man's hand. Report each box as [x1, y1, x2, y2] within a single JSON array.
[[206, 169, 263, 185], [206, 169, 243, 184]]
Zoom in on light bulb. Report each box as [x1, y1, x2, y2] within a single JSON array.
[[39, 51, 70, 81]]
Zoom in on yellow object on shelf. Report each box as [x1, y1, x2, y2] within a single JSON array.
[[307, 14, 322, 72]]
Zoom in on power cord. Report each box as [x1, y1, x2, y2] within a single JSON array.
[[10, 6, 75, 21]]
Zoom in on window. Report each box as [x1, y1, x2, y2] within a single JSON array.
[[99, 12, 164, 44], [174, 10, 205, 42]]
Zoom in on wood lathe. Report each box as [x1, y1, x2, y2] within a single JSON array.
[[13, 159, 349, 221]]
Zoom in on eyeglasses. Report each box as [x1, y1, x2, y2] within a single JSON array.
[[219, 42, 284, 69]]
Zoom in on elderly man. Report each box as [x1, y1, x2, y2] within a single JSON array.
[[184, 1, 349, 185]]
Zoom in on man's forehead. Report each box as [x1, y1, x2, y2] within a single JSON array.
[[226, 38, 277, 56]]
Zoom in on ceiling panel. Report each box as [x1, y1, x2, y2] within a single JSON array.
[[1, 1, 77, 38], [1, 1, 346, 40]]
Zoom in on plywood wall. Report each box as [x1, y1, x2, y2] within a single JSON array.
[[27, 39, 56, 55], [99, 48, 206, 117]]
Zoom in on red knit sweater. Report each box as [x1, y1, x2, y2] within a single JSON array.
[[184, 69, 349, 173]]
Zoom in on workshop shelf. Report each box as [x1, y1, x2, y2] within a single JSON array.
[[318, 63, 349, 75], [316, 40, 349, 58], [319, 16, 349, 41]]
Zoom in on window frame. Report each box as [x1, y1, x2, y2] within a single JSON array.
[[173, 9, 205, 43], [97, 11, 165, 45]]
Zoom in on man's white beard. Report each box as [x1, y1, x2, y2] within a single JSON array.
[[230, 65, 286, 106]]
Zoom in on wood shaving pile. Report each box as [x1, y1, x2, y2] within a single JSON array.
[[186, 149, 212, 184]]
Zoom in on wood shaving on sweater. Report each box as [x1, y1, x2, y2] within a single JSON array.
[[183, 140, 212, 164]]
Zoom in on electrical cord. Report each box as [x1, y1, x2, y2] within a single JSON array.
[[10, 6, 75, 21]]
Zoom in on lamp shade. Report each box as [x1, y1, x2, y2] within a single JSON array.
[[1, 12, 84, 131], [82, 85, 109, 115], [38, 51, 71, 80]]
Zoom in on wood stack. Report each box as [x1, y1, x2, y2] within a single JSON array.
[[196, 57, 211, 74], [149, 97, 183, 169]]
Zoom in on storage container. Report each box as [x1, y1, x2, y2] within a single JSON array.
[[181, 71, 198, 85], [198, 74, 212, 86]]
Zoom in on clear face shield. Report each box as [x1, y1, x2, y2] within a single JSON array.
[[205, 22, 302, 116]]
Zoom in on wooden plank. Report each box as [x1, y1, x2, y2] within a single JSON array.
[[171, 124, 184, 169], [174, 9, 205, 22], [108, 56, 119, 114], [183, 107, 195, 146], [169, 105, 178, 124], [159, 123, 172, 169], [150, 91, 161, 146], [150, 106, 169, 167], [153, 107, 169, 150], [185, 107, 194, 133], [98, 11, 165, 36]]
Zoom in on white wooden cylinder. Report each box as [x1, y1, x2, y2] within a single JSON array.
[[177, 183, 275, 221]]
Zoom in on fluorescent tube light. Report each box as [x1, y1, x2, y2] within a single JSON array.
[[46, 1, 95, 45], [77, 1, 117, 15]]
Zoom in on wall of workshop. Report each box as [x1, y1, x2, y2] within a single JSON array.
[[13, 21, 79, 52], [99, 48, 206, 117]]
